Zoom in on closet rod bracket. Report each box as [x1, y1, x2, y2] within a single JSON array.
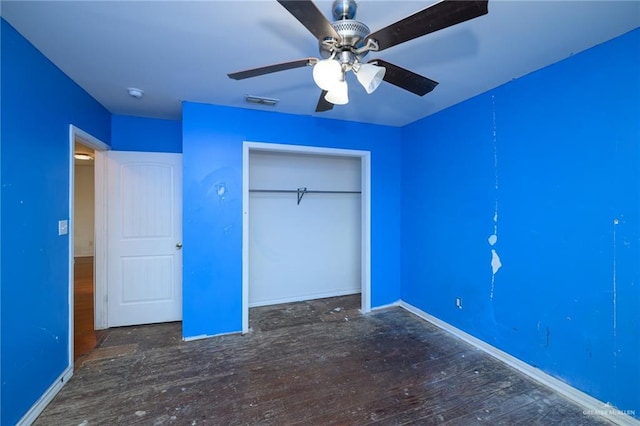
[[297, 187, 307, 205]]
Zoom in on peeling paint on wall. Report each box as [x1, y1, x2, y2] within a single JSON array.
[[216, 182, 227, 200], [488, 206, 499, 248], [489, 95, 502, 300], [490, 249, 502, 274]]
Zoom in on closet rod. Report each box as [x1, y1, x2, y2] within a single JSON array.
[[249, 188, 361, 205], [249, 189, 361, 194]]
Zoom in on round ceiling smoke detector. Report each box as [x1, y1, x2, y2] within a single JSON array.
[[127, 88, 144, 99]]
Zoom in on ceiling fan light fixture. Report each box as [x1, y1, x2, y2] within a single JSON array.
[[229, 0, 488, 112], [324, 79, 349, 105], [312, 59, 343, 91], [354, 63, 386, 94]]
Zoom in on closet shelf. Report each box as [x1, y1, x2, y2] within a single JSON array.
[[249, 187, 361, 205]]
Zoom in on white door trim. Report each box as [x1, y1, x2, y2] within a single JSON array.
[[68, 125, 110, 367], [242, 141, 372, 333], [93, 149, 109, 329]]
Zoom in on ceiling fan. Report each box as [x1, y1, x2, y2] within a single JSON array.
[[228, 0, 488, 112]]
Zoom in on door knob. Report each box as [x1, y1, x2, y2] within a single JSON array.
[[176, 243, 183, 250]]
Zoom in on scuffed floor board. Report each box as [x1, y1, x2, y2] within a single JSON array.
[[35, 295, 613, 425]]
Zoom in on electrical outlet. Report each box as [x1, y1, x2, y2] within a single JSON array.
[[455, 297, 462, 309]]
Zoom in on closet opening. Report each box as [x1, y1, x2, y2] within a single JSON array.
[[242, 142, 371, 333]]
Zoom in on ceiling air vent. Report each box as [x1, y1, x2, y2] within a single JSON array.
[[244, 95, 279, 106]]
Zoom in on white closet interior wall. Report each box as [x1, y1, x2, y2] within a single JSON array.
[[248, 150, 362, 307]]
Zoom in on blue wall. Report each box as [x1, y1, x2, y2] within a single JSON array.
[[0, 19, 111, 424], [2, 11, 638, 423], [111, 114, 182, 153], [401, 28, 640, 416], [182, 103, 402, 338]]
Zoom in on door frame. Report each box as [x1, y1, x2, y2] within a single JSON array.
[[68, 125, 109, 368], [242, 141, 371, 333]]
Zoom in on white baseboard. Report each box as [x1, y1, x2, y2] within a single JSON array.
[[17, 366, 73, 426], [399, 301, 640, 426], [182, 330, 241, 342], [369, 299, 401, 312], [248, 289, 360, 308]]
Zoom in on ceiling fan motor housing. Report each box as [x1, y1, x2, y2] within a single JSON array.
[[320, 1, 370, 61], [332, 0, 357, 20]]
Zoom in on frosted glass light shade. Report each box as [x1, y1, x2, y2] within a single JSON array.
[[313, 59, 343, 91], [74, 153, 94, 160], [355, 63, 386, 94], [324, 79, 349, 105]]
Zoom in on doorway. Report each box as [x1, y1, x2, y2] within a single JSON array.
[[242, 142, 371, 333], [68, 125, 109, 366], [73, 141, 98, 360]]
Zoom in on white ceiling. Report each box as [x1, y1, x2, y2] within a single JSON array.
[[2, 1, 639, 127]]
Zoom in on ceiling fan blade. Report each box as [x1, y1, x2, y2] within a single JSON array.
[[369, 59, 438, 96], [228, 58, 317, 80], [315, 90, 334, 112], [277, 0, 341, 42], [365, 1, 488, 52]]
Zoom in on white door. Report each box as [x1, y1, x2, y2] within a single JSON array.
[[107, 151, 182, 327]]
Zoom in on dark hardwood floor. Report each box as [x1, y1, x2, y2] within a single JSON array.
[[38, 295, 612, 425]]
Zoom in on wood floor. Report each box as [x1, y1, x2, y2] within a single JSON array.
[[38, 295, 612, 425], [74, 257, 103, 361]]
